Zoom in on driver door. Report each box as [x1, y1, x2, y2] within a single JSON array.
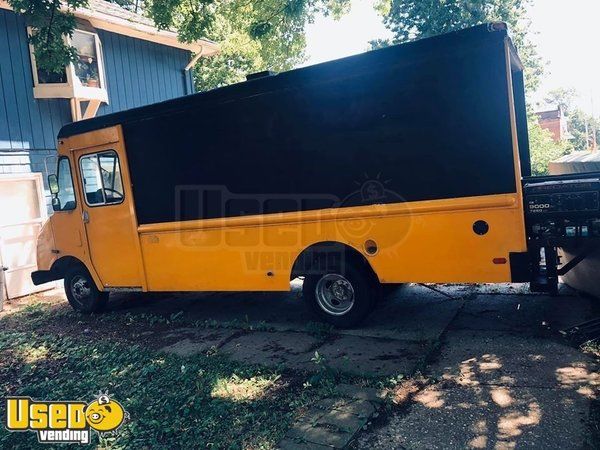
[[75, 145, 143, 289]]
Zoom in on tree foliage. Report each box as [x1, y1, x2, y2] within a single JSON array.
[[146, 0, 350, 91], [543, 87, 577, 112], [568, 109, 599, 152], [527, 116, 570, 176], [373, 0, 543, 91], [8, 0, 86, 73], [9, 0, 350, 84]]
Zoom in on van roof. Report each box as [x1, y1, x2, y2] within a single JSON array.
[[57, 23, 511, 140]]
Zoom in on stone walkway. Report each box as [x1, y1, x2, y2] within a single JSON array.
[[151, 283, 469, 378], [278, 384, 386, 449], [149, 284, 470, 449], [146, 283, 599, 449]]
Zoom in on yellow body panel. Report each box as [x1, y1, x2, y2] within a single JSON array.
[[137, 193, 526, 291]]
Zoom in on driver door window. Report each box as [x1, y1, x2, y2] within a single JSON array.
[[79, 151, 124, 206]]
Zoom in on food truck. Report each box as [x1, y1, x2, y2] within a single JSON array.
[[32, 23, 600, 327]]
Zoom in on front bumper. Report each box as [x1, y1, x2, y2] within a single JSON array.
[[31, 270, 60, 286]]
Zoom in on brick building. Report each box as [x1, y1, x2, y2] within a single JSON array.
[[536, 106, 570, 142]]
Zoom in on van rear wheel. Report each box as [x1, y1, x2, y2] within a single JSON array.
[[64, 267, 108, 314], [302, 262, 376, 328]]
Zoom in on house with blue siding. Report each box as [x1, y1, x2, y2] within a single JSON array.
[[0, 0, 218, 178], [0, 0, 218, 300]]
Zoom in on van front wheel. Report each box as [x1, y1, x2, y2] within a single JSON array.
[[302, 263, 375, 328], [64, 267, 108, 314]]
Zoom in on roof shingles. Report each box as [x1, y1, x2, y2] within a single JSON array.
[[84, 0, 156, 28]]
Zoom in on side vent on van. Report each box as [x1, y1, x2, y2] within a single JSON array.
[[246, 70, 278, 81]]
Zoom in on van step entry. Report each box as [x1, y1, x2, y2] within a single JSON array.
[[530, 272, 558, 295]]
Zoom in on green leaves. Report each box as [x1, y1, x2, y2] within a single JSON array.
[[568, 109, 600, 153], [10, 0, 351, 90], [377, 0, 543, 91], [9, 0, 83, 74], [249, 21, 273, 39], [528, 116, 571, 176], [182, 0, 351, 91]]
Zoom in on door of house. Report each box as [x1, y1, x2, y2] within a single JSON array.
[[0, 173, 52, 299]]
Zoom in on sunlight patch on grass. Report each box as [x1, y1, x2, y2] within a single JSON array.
[[20, 345, 50, 364], [211, 374, 279, 402]]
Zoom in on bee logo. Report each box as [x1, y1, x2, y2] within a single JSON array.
[[5, 392, 129, 444], [85, 394, 127, 434]]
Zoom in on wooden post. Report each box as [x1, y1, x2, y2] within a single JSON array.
[[70, 98, 83, 121], [0, 240, 6, 312]]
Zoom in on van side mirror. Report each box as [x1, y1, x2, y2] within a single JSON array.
[[51, 196, 62, 211], [48, 174, 59, 195]]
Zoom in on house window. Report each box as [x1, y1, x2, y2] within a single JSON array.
[[72, 30, 102, 89], [36, 67, 68, 85], [28, 28, 108, 104]]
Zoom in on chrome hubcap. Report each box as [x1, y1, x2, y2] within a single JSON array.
[[71, 275, 92, 303], [315, 274, 355, 316]]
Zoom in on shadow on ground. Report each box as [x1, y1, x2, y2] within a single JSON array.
[[354, 284, 599, 450], [108, 281, 469, 340]]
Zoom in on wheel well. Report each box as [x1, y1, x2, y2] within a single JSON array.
[[50, 256, 87, 280], [291, 241, 378, 281]]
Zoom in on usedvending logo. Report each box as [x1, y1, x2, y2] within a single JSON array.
[[5, 392, 128, 444]]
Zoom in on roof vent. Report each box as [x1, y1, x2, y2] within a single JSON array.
[[488, 22, 507, 32], [246, 70, 278, 81]]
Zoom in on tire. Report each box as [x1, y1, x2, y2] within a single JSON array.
[[302, 261, 377, 328], [64, 266, 109, 314]]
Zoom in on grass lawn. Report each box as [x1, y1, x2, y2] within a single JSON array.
[[0, 304, 342, 449]]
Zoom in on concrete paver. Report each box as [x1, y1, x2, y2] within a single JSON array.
[[141, 284, 462, 376], [313, 335, 425, 376], [282, 397, 380, 449], [335, 383, 386, 403], [220, 331, 322, 368], [349, 295, 464, 341], [158, 328, 238, 356], [353, 285, 599, 449]]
